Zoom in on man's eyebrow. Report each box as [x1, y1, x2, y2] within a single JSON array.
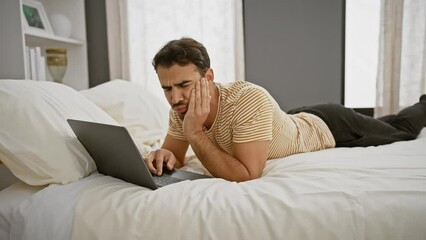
[[161, 80, 192, 88]]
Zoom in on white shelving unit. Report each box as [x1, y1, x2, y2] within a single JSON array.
[[0, 0, 88, 90]]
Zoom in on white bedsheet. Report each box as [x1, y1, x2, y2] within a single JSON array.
[[0, 181, 44, 239], [2, 174, 100, 240], [72, 129, 426, 240], [5, 129, 426, 240]]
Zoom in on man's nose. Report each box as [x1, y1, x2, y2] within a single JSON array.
[[171, 89, 183, 105]]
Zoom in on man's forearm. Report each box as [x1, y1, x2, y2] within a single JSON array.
[[187, 132, 252, 182]]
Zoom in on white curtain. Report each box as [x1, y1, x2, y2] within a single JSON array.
[[106, 0, 245, 101], [375, 0, 426, 117]]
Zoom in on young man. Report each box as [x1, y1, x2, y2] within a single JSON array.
[[144, 37, 426, 182]]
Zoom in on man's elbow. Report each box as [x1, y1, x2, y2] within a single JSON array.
[[230, 170, 261, 182]]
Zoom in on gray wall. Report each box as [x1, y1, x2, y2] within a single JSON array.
[[244, 0, 344, 111], [85, 0, 110, 88]]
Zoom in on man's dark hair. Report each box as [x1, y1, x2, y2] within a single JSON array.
[[152, 37, 211, 76]]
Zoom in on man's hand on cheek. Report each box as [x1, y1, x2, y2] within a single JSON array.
[[183, 78, 211, 137]]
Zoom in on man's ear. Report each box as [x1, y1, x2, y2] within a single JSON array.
[[205, 68, 214, 82]]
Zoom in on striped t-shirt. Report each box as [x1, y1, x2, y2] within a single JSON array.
[[168, 81, 336, 159]]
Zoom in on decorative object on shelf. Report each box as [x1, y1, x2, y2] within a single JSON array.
[[49, 13, 72, 38], [22, 0, 53, 36], [46, 48, 67, 83]]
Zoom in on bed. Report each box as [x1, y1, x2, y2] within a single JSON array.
[[1, 79, 425, 240]]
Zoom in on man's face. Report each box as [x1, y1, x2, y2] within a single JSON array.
[[157, 63, 202, 119]]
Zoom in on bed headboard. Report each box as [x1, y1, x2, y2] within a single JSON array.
[[0, 163, 19, 190]]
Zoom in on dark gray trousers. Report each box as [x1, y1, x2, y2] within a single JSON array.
[[287, 101, 426, 147]]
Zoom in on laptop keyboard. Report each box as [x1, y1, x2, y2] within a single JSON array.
[[152, 175, 184, 187]]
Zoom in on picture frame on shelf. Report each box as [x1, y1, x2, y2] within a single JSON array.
[[22, 0, 53, 36]]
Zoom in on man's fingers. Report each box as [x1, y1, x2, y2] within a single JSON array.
[[165, 156, 176, 170], [195, 78, 201, 112], [188, 88, 195, 112], [155, 157, 164, 176], [144, 149, 177, 176], [201, 78, 210, 109], [144, 152, 157, 174]]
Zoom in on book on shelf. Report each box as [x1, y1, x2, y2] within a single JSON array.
[[29, 47, 37, 80], [27, 46, 47, 81], [25, 46, 31, 79]]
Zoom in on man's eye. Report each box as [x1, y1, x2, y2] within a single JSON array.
[[177, 84, 189, 88], [163, 88, 171, 92]]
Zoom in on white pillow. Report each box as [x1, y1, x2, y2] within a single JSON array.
[[0, 80, 118, 185], [80, 80, 169, 157]]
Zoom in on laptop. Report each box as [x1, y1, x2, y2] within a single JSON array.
[[67, 119, 212, 190]]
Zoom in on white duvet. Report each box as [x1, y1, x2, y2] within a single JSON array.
[[9, 129, 425, 240]]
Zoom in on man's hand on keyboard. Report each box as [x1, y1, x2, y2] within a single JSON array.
[[144, 149, 177, 176]]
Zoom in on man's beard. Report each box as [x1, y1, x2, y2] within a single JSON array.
[[177, 111, 186, 120], [172, 101, 188, 120]]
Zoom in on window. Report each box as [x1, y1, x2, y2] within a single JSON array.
[[345, 0, 381, 108]]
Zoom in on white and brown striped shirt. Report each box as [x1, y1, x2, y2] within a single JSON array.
[[168, 81, 335, 159]]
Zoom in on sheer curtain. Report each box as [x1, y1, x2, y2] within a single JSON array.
[[375, 0, 426, 117], [105, 0, 245, 101]]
